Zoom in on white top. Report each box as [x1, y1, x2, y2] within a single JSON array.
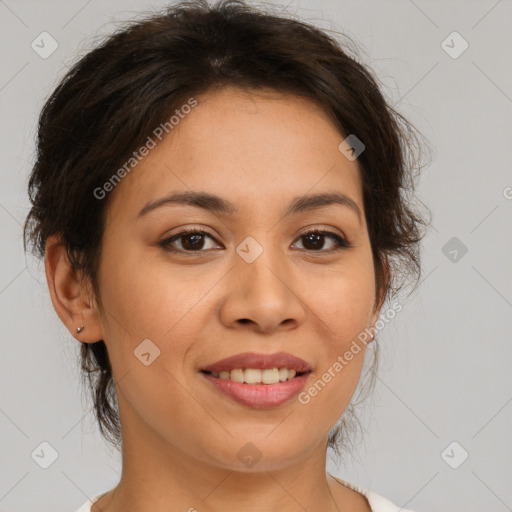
[[73, 477, 416, 512]]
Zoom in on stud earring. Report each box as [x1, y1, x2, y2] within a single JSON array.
[[76, 325, 85, 333]]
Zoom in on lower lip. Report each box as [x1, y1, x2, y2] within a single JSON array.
[[201, 372, 310, 408]]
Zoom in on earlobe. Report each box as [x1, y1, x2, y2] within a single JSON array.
[[44, 235, 103, 343]]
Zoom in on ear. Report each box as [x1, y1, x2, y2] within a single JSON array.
[[45, 234, 103, 343]]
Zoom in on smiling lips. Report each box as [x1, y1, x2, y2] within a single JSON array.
[[200, 352, 312, 408]]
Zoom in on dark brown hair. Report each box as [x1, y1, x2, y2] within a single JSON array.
[[24, 0, 431, 460]]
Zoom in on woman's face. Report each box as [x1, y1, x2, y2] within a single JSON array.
[[93, 86, 381, 471]]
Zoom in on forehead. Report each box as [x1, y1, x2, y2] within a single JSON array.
[[106, 87, 363, 220]]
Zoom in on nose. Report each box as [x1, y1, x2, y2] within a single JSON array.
[[218, 242, 307, 334]]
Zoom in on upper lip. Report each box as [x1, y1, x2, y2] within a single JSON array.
[[200, 352, 312, 373]]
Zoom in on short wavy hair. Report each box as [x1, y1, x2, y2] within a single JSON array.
[[24, 0, 431, 460]]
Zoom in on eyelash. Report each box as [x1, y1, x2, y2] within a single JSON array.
[[158, 227, 352, 255]]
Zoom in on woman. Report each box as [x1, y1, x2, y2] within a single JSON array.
[[24, 0, 430, 510]]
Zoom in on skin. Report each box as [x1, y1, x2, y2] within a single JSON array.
[[46, 86, 388, 511]]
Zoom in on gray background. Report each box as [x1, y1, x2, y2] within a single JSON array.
[[1, 0, 511, 511]]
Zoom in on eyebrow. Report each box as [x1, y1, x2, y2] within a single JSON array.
[[137, 190, 362, 224]]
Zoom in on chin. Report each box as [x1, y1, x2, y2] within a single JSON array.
[[203, 432, 318, 472]]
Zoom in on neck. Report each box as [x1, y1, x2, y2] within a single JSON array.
[[94, 405, 360, 512]]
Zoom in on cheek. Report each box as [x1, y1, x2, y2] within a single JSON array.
[[305, 253, 376, 347], [97, 241, 202, 337], [95, 252, 211, 443], [96, 244, 235, 406], [297, 253, 375, 417]]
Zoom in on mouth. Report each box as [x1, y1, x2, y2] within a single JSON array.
[[199, 352, 313, 408]]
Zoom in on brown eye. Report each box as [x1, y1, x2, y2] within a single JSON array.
[[293, 230, 350, 252], [159, 229, 221, 253]]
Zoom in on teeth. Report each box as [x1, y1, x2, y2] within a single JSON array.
[[210, 368, 300, 384], [261, 368, 280, 384], [230, 369, 245, 383], [280, 368, 296, 381], [244, 368, 262, 384]]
